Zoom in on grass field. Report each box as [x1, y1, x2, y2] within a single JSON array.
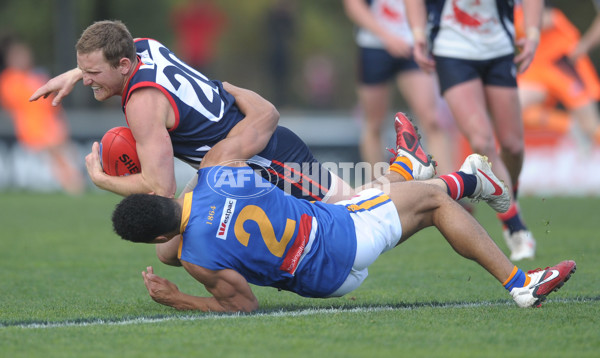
[[0, 192, 598, 357]]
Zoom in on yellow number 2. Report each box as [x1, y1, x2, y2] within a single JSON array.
[[233, 205, 296, 257]]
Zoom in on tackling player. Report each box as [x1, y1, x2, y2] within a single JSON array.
[[110, 118, 576, 312]]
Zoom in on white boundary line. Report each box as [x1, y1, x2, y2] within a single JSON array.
[[3, 296, 596, 330]]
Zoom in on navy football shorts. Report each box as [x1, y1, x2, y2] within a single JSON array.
[[251, 126, 333, 202], [358, 47, 420, 85], [434, 54, 517, 94]]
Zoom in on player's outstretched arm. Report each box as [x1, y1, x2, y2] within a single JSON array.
[[29, 68, 83, 106], [142, 266, 259, 312]]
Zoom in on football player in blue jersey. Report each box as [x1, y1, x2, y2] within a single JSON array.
[[110, 109, 576, 312]]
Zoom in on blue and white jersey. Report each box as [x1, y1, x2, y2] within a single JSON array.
[[122, 38, 244, 167], [178, 166, 357, 298], [426, 0, 516, 60], [356, 0, 414, 48]]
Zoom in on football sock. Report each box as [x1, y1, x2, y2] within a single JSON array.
[[497, 202, 527, 234], [389, 156, 414, 181], [503, 266, 531, 291], [439, 171, 477, 200]]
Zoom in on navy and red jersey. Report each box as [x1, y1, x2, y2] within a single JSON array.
[[123, 38, 244, 166], [121, 38, 330, 201]]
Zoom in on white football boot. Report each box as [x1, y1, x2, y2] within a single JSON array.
[[504, 229, 536, 261], [459, 154, 510, 213]]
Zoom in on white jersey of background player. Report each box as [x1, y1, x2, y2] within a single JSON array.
[[428, 0, 517, 60], [356, 0, 414, 48]]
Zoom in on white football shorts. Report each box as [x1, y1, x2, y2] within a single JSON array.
[[327, 188, 403, 297]]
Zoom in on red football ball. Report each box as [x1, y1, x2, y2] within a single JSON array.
[[100, 127, 141, 176]]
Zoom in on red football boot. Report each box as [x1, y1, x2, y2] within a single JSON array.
[[510, 260, 576, 308], [389, 112, 436, 180]]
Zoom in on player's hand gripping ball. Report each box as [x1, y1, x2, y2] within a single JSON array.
[[100, 127, 141, 176]]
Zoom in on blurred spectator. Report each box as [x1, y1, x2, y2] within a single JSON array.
[[516, 4, 600, 147], [0, 35, 84, 194], [170, 0, 227, 72], [265, 0, 296, 107], [303, 53, 335, 109]]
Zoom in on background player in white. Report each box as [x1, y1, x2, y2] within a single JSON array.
[[344, 0, 456, 176], [405, 0, 544, 261]]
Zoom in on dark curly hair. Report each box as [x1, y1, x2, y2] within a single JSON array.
[[112, 194, 181, 243]]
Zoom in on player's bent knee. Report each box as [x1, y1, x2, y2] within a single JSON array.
[[468, 137, 497, 156], [499, 140, 524, 158]]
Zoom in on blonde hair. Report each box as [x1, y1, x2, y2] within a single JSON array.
[[75, 20, 136, 68]]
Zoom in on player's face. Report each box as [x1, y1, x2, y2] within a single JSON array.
[[77, 50, 127, 101]]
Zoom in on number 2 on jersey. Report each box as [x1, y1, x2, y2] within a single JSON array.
[[233, 205, 296, 257]]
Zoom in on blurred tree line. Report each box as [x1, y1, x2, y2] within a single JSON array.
[[1, 0, 599, 111]]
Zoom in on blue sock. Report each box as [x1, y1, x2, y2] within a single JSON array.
[[503, 267, 528, 291]]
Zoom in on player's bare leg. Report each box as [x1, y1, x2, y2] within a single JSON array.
[[445, 80, 535, 261], [48, 144, 85, 195], [396, 70, 456, 175], [389, 181, 514, 281], [356, 83, 392, 177], [387, 180, 576, 308]]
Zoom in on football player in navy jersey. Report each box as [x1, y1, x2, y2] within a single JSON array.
[[30, 20, 436, 267], [30, 20, 353, 202], [110, 110, 576, 312]]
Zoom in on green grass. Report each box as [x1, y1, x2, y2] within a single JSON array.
[[0, 192, 598, 357]]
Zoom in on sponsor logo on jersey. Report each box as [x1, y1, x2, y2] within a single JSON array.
[[138, 49, 155, 69], [206, 161, 277, 199], [216, 198, 237, 240]]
